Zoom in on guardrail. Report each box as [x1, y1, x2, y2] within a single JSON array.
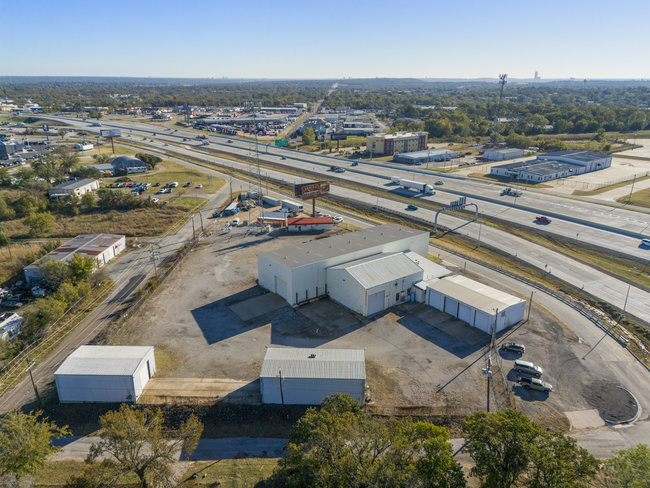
[[435, 244, 650, 372]]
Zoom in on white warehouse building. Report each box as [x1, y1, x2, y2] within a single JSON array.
[[257, 224, 429, 307], [54, 345, 156, 403], [483, 148, 524, 161], [328, 252, 425, 316], [260, 347, 365, 405], [425, 275, 526, 334]]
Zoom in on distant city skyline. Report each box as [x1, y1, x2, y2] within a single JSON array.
[[2, 0, 649, 79]]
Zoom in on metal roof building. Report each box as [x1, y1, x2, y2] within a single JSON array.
[[48, 178, 99, 198], [425, 275, 526, 334], [393, 149, 458, 164], [258, 224, 429, 306], [260, 347, 365, 405], [54, 345, 156, 403], [24, 234, 126, 283], [327, 253, 424, 316], [484, 148, 524, 161], [490, 150, 611, 182]]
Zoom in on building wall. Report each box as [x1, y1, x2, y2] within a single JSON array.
[[326, 267, 366, 315], [287, 223, 333, 233], [55, 374, 136, 403], [260, 377, 365, 405], [132, 348, 156, 401]]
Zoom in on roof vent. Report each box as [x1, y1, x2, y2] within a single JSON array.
[[308, 353, 316, 358]]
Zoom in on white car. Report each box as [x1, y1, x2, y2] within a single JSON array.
[[333, 216, 343, 223], [232, 217, 240, 226], [151, 198, 160, 203]]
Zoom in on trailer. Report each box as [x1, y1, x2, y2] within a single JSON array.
[[262, 195, 281, 207], [392, 177, 434, 195], [222, 201, 240, 216], [390, 176, 401, 184], [281, 199, 304, 213]]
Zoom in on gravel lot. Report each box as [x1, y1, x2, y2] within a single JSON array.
[[109, 225, 635, 427]]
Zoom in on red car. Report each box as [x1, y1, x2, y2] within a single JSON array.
[[536, 216, 552, 224]]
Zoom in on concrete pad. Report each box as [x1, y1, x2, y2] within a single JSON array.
[[565, 409, 605, 430], [411, 305, 487, 347], [229, 293, 288, 321], [139, 378, 261, 405]]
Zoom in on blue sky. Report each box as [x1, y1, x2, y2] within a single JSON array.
[[2, 0, 649, 79]]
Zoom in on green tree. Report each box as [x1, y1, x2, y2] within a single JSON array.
[[0, 167, 11, 186], [24, 212, 55, 237], [92, 153, 111, 164], [80, 192, 95, 212], [275, 394, 465, 488], [0, 197, 16, 220], [604, 444, 650, 488], [87, 405, 203, 488], [462, 409, 542, 488], [135, 153, 162, 169], [527, 432, 597, 488], [302, 127, 316, 146], [14, 195, 47, 218], [68, 253, 96, 283], [0, 410, 70, 478], [0, 232, 10, 247], [38, 259, 72, 290]]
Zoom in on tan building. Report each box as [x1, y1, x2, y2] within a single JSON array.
[[366, 132, 428, 155]]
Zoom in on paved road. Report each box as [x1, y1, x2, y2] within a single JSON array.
[[0, 170, 245, 414], [105, 135, 650, 322]]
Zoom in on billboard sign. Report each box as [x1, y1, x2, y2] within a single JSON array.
[[330, 133, 347, 140], [100, 129, 122, 138], [294, 181, 330, 200]]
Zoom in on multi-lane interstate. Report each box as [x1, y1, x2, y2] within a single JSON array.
[[40, 115, 650, 322]]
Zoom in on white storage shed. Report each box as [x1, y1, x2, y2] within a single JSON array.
[[54, 345, 156, 403], [258, 224, 429, 306], [425, 275, 525, 333], [260, 348, 365, 405], [327, 253, 423, 316]]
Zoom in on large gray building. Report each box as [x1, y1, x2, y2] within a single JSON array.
[[484, 148, 524, 161], [0, 140, 23, 160], [393, 149, 458, 165], [490, 150, 612, 182], [260, 347, 366, 405], [257, 224, 429, 308]]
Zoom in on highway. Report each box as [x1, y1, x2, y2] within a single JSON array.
[[40, 115, 650, 322]]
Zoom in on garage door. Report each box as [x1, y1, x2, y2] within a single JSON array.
[[444, 297, 459, 317], [458, 303, 473, 324], [274, 276, 287, 299], [367, 291, 385, 315], [426, 289, 444, 310]]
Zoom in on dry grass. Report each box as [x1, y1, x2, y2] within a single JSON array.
[[573, 176, 650, 196], [617, 187, 650, 208], [179, 459, 278, 487], [0, 242, 50, 285], [2, 207, 191, 238]]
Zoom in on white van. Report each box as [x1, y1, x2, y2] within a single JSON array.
[[514, 360, 543, 377], [641, 238, 650, 248]]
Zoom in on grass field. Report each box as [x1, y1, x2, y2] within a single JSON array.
[[0, 242, 51, 285], [616, 187, 650, 208], [1, 207, 194, 238], [573, 176, 650, 196], [179, 459, 278, 487]]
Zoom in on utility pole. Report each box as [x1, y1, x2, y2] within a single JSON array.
[[278, 369, 285, 405], [527, 291, 534, 321], [627, 175, 637, 204], [26, 357, 42, 408], [199, 212, 204, 234], [149, 247, 159, 274], [492, 74, 508, 141], [623, 283, 631, 313]]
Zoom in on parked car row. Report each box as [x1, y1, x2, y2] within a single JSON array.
[[500, 341, 552, 393]]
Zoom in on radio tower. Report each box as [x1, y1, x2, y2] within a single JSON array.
[[492, 74, 508, 141]]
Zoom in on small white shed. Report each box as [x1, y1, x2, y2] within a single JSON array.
[[425, 275, 525, 333], [54, 345, 156, 403], [260, 348, 366, 405]]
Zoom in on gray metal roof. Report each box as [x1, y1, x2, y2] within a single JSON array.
[[54, 345, 153, 376], [260, 224, 428, 269], [491, 159, 581, 175], [540, 150, 608, 163], [51, 178, 97, 191], [329, 252, 422, 289], [260, 347, 365, 380], [427, 275, 524, 314], [403, 251, 451, 281]]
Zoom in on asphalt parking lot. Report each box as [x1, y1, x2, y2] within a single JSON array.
[[108, 224, 634, 428]]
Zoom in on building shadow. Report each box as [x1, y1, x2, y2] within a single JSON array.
[[190, 286, 270, 345], [395, 303, 488, 359]]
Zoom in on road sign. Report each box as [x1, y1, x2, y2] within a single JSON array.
[[42, 124, 49, 132], [295, 181, 330, 200], [274, 138, 289, 147]]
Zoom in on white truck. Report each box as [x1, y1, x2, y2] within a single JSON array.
[[281, 199, 304, 212], [262, 195, 282, 207], [391, 177, 434, 195]]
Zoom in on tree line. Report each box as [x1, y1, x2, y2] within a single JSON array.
[[1, 394, 648, 487]]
